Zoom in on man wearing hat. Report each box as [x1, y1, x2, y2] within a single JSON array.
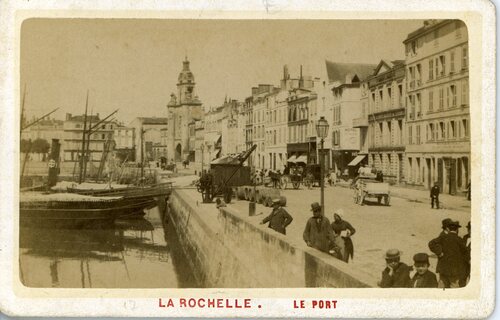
[[428, 220, 468, 288], [410, 253, 438, 288], [303, 202, 336, 253], [378, 249, 411, 288], [430, 182, 440, 209], [260, 199, 293, 235], [461, 221, 471, 286]]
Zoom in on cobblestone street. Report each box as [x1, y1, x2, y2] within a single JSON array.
[[225, 183, 471, 284]]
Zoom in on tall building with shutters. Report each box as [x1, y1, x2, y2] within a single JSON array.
[[403, 19, 470, 194]]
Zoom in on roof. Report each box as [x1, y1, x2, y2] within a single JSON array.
[[136, 117, 168, 125], [325, 60, 377, 84], [69, 115, 100, 122], [372, 59, 405, 76], [403, 19, 450, 43]]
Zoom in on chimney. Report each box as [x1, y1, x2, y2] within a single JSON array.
[[96, 112, 100, 120], [299, 65, 304, 88], [66, 113, 72, 120]]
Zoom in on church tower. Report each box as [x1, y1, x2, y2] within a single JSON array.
[[166, 57, 203, 163]]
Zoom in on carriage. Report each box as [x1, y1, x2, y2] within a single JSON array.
[[280, 164, 322, 189], [353, 177, 390, 206]]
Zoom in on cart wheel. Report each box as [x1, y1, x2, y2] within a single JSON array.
[[385, 195, 390, 206], [292, 181, 300, 189]]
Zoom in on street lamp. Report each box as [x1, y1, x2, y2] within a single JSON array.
[[315, 116, 330, 216], [200, 143, 205, 174]]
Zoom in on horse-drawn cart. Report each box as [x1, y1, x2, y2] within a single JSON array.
[[353, 177, 390, 206]]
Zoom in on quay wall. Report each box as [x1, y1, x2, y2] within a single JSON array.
[[167, 189, 375, 288]]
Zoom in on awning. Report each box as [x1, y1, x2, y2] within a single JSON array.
[[287, 155, 297, 163], [295, 155, 308, 164], [348, 155, 366, 167], [205, 133, 222, 145]]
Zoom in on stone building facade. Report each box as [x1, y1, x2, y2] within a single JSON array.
[[403, 19, 469, 193], [166, 58, 203, 162], [365, 60, 406, 183]]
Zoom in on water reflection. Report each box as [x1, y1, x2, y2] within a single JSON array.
[[19, 206, 197, 288]]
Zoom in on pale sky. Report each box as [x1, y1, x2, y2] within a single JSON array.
[[21, 19, 424, 124]]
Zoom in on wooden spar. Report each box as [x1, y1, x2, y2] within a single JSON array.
[[20, 83, 27, 134], [78, 91, 89, 184], [20, 139, 32, 180], [82, 109, 93, 182], [88, 109, 118, 133], [21, 108, 59, 132]]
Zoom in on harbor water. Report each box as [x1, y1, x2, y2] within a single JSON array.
[[19, 204, 198, 288]]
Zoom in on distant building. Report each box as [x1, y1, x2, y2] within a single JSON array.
[[403, 19, 469, 193], [129, 117, 168, 163], [166, 57, 203, 162], [365, 59, 406, 183], [251, 84, 275, 168], [113, 125, 136, 162], [326, 61, 376, 176], [62, 113, 115, 163], [21, 117, 64, 143]]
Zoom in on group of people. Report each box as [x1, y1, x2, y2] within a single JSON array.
[[378, 218, 471, 288], [259, 200, 356, 263]]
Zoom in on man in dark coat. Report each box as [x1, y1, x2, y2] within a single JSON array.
[[303, 202, 335, 253], [260, 199, 293, 235], [331, 209, 356, 262], [378, 249, 411, 288], [428, 220, 468, 288], [461, 221, 471, 286], [430, 182, 440, 209], [410, 253, 438, 288]]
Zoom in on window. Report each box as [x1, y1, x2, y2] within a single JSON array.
[[428, 59, 434, 80], [462, 47, 468, 69], [416, 125, 421, 144], [428, 90, 434, 111], [388, 87, 392, 107], [450, 121, 456, 138], [428, 123, 434, 141], [450, 85, 457, 107], [439, 122, 445, 139], [75, 124, 81, 128], [450, 51, 455, 73], [101, 134, 106, 139], [439, 55, 446, 76], [462, 79, 469, 105], [408, 125, 413, 144], [435, 58, 439, 78], [416, 93, 421, 116], [462, 119, 469, 138], [439, 87, 444, 110], [398, 85, 403, 105]]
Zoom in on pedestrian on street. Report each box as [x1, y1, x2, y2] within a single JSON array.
[[428, 220, 468, 288], [330, 209, 356, 262], [303, 202, 336, 253], [378, 249, 411, 288], [461, 221, 471, 286], [260, 199, 293, 235], [410, 253, 438, 288], [430, 182, 440, 209]]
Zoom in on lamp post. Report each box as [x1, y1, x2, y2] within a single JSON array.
[[315, 116, 330, 216], [200, 143, 205, 173]]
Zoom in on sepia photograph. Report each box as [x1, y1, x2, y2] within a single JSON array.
[[18, 18, 472, 289], [0, 1, 495, 318]]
